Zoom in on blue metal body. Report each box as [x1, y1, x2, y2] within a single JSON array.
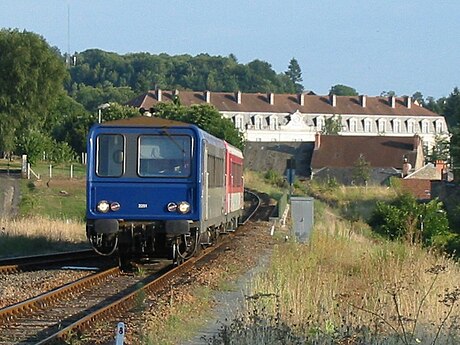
[[86, 121, 225, 225]]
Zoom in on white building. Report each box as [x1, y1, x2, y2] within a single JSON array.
[[128, 90, 449, 150]]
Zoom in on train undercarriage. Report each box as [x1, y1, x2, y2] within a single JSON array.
[[86, 216, 239, 269]]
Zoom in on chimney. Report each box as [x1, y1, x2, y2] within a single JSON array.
[[156, 89, 162, 102], [360, 95, 366, 108], [204, 90, 211, 103], [405, 96, 412, 109], [330, 94, 337, 107], [402, 157, 412, 177], [298, 93, 305, 106], [235, 91, 242, 104], [435, 160, 446, 179], [389, 96, 396, 108], [267, 92, 274, 105], [314, 132, 321, 150]]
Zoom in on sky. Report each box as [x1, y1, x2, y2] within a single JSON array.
[[1, 0, 459, 99]]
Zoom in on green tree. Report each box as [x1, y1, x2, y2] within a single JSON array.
[[426, 134, 450, 163], [380, 90, 396, 97], [352, 154, 371, 186], [322, 115, 342, 135], [285, 58, 304, 93], [152, 102, 245, 150], [0, 29, 67, 155], [370, 193, 449, 247], [329, 84, 358, 96]]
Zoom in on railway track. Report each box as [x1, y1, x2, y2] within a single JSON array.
[[0, 191, 262, 344], [0, 249, 104, 274]]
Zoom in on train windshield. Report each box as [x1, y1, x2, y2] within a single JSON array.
[[138, 135, 192, 177], [96, 134, 124, 177]]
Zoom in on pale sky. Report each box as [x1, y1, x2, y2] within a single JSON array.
[[1, 0, 459, 99]]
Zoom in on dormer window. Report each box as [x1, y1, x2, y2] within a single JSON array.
[[378, 119, 386, 133], [435, 120, 444, 133], [364, 119, 372, 132], [407, 120, 415, 133], [421, 120, 429, 134], [349, 118, 357, 132], [254, 115, 264, 130], [393, 119, 401, 133], [269, 116, 279, 130], [316, 116, 324, 131], [235, 115, 244, 130]]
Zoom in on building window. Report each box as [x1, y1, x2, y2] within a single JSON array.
[[235, 116, 244, 130], [435, 120, 444, 133], [393, 119, 401, 133], [269, 116, 278, 130], [349, 118, 357, 132], [378, 119, 386, 133], [316, 117, 324, 131], [254, 116, 264, 130], [364, 119, 372, 132], [421, 120, 429, 134], [407, 120, 415, 133]]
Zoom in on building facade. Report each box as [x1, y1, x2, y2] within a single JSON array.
[[127, 90, 449, 150]]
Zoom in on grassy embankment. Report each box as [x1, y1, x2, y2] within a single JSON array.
[[208, 174, 460, 345], [0, 160, 88, 257]]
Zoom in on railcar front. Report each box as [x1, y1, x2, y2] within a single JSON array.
[[86, 117, 204, 266]]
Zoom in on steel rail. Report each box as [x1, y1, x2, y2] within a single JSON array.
[[0, 266, 120, 326], [0, 249, 99, 274], [37, 194, 261, 343]]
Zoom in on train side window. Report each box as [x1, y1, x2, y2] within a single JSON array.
[[97, 134, 124, 177]]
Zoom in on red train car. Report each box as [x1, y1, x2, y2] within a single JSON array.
[[225, 142, 244, 229]]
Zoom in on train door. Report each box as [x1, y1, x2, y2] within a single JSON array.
[[202, 140, 209, 221]]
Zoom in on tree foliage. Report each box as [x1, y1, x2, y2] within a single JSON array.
[[0, 29, 67, 154], [322, 115, 343, 135], [370, 193, 449, 247], [285, 58, 304, 93], [152, 102, 245, 150], [68, 50, 298, 100], [352, 154, 371, 186], [329, 84, 358, 96]]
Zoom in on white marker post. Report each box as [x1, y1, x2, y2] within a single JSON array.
[[116, 322, 125, 345]]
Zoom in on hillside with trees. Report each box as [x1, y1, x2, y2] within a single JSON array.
[[1, 28, 460, 167]]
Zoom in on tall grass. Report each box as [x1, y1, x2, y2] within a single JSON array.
[[238, 208, 460, 344], [0, 216, 87, 257]]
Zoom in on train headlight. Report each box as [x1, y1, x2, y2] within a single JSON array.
[[110, 202, 121, 212], [167, 202, 177, 212], [177, 201, 191, 214], [96, 200, 110, 213]]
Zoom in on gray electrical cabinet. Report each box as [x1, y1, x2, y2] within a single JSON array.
[[291, 197, 314, 243]]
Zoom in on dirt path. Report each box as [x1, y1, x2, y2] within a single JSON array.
[[0, 171, 21, 219]]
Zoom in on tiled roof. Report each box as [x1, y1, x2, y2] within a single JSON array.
[[311, 135, 418, 169], [126, 90, 439, 117]]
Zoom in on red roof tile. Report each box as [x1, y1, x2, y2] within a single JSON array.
[[127, 90, 439, 117]]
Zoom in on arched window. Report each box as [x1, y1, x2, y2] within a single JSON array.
[[393, 119, 401, 133], [316, 116, 324, 131], [269, 116, 279, 130], [364, 119, 372, 132], [378, 119, 386, 133], [235, 115, 244, 130], [349, 118, 357, 132], [254, 116, 264, 130], [407, 120, 415, 133], [435, 120, 444, 133], [421, 120, 429, 134]]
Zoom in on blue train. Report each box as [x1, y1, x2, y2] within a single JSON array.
[[86, 116, 244, 267]]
